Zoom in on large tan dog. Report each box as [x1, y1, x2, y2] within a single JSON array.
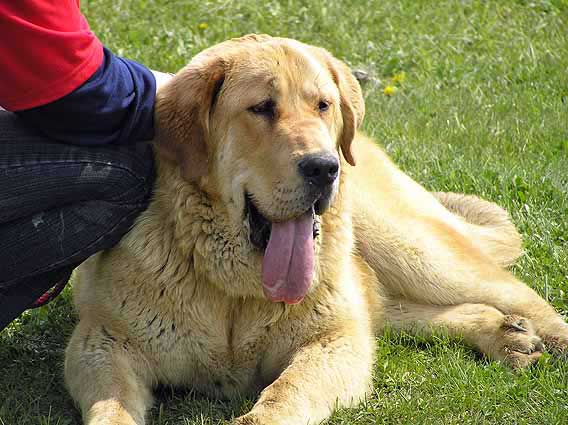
[[65, 35, 568, 425]]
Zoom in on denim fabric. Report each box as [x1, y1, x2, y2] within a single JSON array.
[[0, 111, 155, 330]]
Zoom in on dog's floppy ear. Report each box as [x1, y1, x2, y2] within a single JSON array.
[[324, 54, 365, 166], [153, 55, 226, 181]]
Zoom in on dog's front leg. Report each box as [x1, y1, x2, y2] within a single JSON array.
[[233, 330, 374, 425], [65, 323, 153, 425]]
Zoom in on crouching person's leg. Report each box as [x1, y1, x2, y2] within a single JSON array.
[[0, 111, 155, 330]]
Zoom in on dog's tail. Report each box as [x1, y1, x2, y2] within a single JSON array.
[[433, 192, 523, 267]]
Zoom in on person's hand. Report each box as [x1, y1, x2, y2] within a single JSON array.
[[151, 70, 174, 92]]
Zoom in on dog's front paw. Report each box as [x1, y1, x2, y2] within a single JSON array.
[[495, 315, 544, 369], [231, 413, 263, 425], [232, 410, 286, 425]]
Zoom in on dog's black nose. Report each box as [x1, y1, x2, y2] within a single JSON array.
[[298, 154, 339, 188]]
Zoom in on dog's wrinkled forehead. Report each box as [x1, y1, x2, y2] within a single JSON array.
[[223, 42, 339, 107]]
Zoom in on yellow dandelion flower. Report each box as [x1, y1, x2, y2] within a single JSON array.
[[392, 71, 406, 85], [383, 85, 397, 96], [198, 22, 209, 30]]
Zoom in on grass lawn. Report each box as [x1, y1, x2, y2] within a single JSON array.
[[1, 0, 568, 423]]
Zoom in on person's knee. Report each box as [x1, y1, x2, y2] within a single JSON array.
[[91, 145, 156, 207]]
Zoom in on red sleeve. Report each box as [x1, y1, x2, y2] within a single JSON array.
[[0, 0, 104, 111]]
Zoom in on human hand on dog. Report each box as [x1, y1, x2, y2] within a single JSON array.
[[151, 70, 174, 91]]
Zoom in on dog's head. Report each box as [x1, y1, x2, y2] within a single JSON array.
[[154, 35, 364, 304]]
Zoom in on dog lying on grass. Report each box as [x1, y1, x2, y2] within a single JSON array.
[[64, 35, 568, 425]]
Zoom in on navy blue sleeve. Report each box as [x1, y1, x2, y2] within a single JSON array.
[[15, 47, 156, 146]]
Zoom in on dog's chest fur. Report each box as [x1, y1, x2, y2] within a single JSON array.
[[128, 286, 284, 397], [75, 172, 338, 398], [71, 162, 356, 397], [78, 248, 298, 398]]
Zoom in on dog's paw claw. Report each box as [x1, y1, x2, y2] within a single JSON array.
[[502, 315, 529, 333], [498, 315, 544, 368]]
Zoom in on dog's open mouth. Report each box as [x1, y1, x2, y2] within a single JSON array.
[[245, 194, 325, 305], [246, 195, 321, 251]]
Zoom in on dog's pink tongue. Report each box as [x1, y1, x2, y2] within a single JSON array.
[[262, 212, 314, 304]]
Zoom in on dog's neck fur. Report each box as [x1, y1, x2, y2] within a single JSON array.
[[120, 154, 355, 313]]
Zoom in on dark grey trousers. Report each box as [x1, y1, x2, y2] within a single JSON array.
[[0, 111, 155, 330]]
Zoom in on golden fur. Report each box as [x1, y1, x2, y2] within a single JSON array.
[[65, 35, 568, 425]]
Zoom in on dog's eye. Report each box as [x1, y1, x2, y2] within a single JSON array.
[[318, 100, 330, 112], [248, 99, 276, 119]]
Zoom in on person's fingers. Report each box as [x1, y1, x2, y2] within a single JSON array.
[[151, 70, 174, 92]]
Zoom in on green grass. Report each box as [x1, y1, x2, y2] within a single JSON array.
[[2, 0, 568, 423]]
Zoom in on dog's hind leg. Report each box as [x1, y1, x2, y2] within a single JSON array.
[[356, 204, 568, 355], [432, 192, 523, 267], [382, 299, 544, 369], [65, 322, 153, 425], [350, 146, 568, 356]]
